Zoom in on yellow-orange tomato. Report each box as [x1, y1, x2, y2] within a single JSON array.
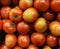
[[5, 34, 17, 48], [34, 17, 47, 32], [1, 6, 11, 19], [19, 0, 33, 10], [50, 0, 60, 12], [34, 0, 49, 12], [9, 6, 23, 23], [49, 21, 60, 36], [23, 8, 39, 23]]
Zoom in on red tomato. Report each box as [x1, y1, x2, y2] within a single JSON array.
[[1, 6, 11, 19], [46, 35, 57, 47], [19, 0, 33, 10], [49, 21, 60, 36], [50, 0, 60, 12], [34, 0, 49, 12], [1, 0, 11, 6], [0, 20, 3, 30], [23, 8, 39, 23], [57, 13, 60, 22], [31, 32, 45, 46], [18, 35, 30, 48], [17, 21, 30, 35], [13, 46, 23, 49], [9, 6, 23, 23], [5, 34, 17, 48], [3, 20, 16, 34]]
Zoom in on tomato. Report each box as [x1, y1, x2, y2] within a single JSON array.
[[43, 12, 54, 21], [27, 44, 39, 49], [1, 6, 11, 19], [17, 21, 30, 35], [34, 17, 47, 32], [5, 34, 17, 48], [9, 6, 23, 23], [3, 20, 16, 34], [31, 32, 45, 46], [0, 20, 3, 30], [18, 35, 30, 48], [57, 13, 60, 22], [13, 46, 23, 49], [50, 0, 60, 12], [1, 0, 11, 6], [34, 0, 49, 12], [19, 0, 33, 10], [23, 8, 39, 23], [1, 44, 10, 49], [46, 35, 57, 47], [49, 21, 60, 36], [59, 38, 60, 46]]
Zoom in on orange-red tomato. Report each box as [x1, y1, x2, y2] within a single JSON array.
[[0, 20, 3, 30], [18, 35, 30, 48], [27, 44, 39, 49], [5, 34, 17, 48], [49, 21, 60, 36], [34, 0, 49, 12], [34, 17, 47, 32], [57, 13, 60, 22], [31, 32, 45, 46], [1, 0, 11, 6], [19, 0, 33, 10], [43, 12, 54, 21], [46, 35, 57, 47], [1, 6, 11, 19], [23, 8, 39, 23], [50, 0, 60, 12], [9, 6, 23, 23], [3, 20, 16, 34], [13, 46, 23, 49], [17, 21, 30, 35]]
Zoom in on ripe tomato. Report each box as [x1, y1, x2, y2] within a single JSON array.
[[31, 32, 45, 46], [13, 46, 23, 49], [1, 0, 11, 6], [34, 0, 49, 12], [3, 20, 16, 34], [23, 8, 39, 23], [34, 17, 47, 32], [57, 13, 60, 22], [17, 21, 30, 35], [49, 21, 60, 36], [9, 6, 23, 23], [46, 35, 57, 47], [0, 20, 3, 30], [50, 0, 60, 12], [1, 6, 11, 19], [5, 34, 17, 48], [18, 35, 30, 48], [19, 0, 33, 10]]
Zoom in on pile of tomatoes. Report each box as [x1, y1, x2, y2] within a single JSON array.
[[0, 0, 60, 49]]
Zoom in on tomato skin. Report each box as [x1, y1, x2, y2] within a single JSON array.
[[1, 6, 11, 19], [57, 13, 60, 22], [46, 35, 57, 47], [3, 20, 16, 34], [0, 20, 3, 30], [49, 21, 60, 36], [34, 17, 47, 32], [31, 32, 45, 46], [5, 34, 17, 48], [50, 0, 60, 12], [23, 8, 39, 23], [19, 0, 33, 10], [9, 7, 23, 23], [18, 35, 30, 48], [17, 21, 30, 35], [34, 0, 49, 12], [13, 46, 23, 49], [27, 44, 39, 49], [1, 0, 11, 6]]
